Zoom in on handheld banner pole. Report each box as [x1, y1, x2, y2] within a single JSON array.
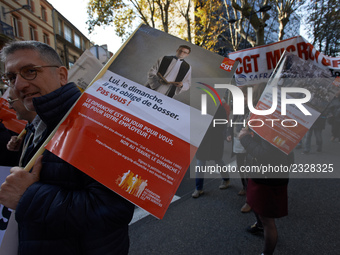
[[16, 129, 27, 140]]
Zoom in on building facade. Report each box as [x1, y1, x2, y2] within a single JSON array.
[[0, 0, 93, 75], [0, 0, 55, 52], [52, 9, 93, 69]]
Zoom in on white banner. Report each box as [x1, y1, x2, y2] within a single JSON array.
[[229, 36, 340, 86]]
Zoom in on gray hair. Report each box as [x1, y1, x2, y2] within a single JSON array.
[[0, 41, 63, 66]]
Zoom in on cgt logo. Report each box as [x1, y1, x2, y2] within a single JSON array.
[[220, 58, 236, 72]]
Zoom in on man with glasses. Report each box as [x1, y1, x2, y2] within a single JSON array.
[[6, 88, 37, 166], [145, 45, 192, 98], [7, 88, 37, 127], [0, 41, 134, 255]]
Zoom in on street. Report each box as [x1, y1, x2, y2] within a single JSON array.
[[128, 124, 340, 255]]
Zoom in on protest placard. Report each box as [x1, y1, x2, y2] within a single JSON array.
[[228, 36, 340, 87], [0, 166, 16, 253], [248, 52, 339, 155], [68, 49, 104, 92], [45, 24, 237, 219]]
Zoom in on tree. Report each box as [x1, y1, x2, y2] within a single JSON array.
[[274, 0, 305, 41], [305, 0, 340, 56], [195, 0, 227, 51], [86, 0, 189, 41], [174, 0, 193, 42], [223, 0, 272, 48], [222, 0, 304, 51], [86, 0, 134, 38]]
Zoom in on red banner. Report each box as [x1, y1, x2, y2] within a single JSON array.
[[249, 52, 338, 154], [0, 91, 26, 133]]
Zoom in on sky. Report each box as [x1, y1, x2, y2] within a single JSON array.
[[48, 0, 123, 53]]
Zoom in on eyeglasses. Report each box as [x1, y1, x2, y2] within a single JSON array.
[[7, 98, 19, 106], [178, 49, 190, 54], [1, 65, 60, 87]]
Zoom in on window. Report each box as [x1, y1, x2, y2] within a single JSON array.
[[82, 39, 86, 50], [74, 33, 81, 48], [59, 50, 65, 64], [41, 6, 47, 21], [43, 33, 49, 44], [68, 61, 74, 68], [29, 25, 36, 40], [27, 0, 34, 12], [12, 16, 19, 37], [64, 25, 72, 43], [58, 19, 63, 36]]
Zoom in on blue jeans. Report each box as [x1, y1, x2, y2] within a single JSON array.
[[195, 159, 230, 190], [304, 128, 322, 152]]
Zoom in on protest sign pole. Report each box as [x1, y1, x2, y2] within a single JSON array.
[[17, 129, 27, 140]]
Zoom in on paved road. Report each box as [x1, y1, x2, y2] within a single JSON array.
[[128, 125, 340, 255]]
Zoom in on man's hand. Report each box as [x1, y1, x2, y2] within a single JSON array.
[[226, 135, 232, 142], [7, 135, 23, 151], [238, 128, 251, 140], [157, 72, 170, 85], [171, 81, 183, 88], [0, 156, 43, 210]]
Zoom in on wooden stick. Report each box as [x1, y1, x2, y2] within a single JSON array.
[[17, 129, 27, 140], [23, 94, 84, 172]]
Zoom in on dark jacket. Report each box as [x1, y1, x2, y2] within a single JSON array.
[[311, 114, 327, 130], [240, 131, 294, 186], [326, 96, 340, 124], [16, 83, 134, 255], [196, 104, 229, 161]]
